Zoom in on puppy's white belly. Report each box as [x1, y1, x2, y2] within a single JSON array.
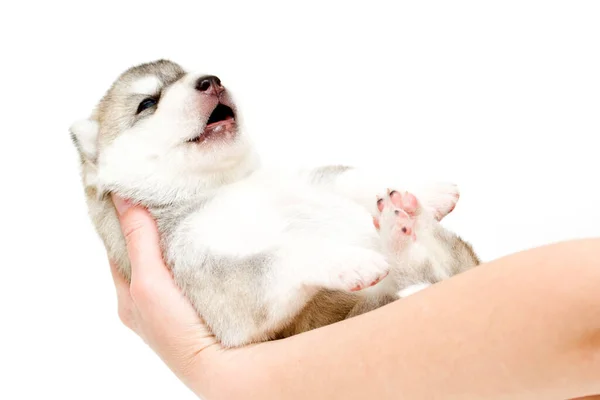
[[183, 175, 379, 257], [185, 190, 286, 255]]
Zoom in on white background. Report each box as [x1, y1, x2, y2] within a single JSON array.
[[1, 1, 599, 399]]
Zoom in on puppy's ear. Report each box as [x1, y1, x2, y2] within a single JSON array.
[[69, 119, 99, 163]]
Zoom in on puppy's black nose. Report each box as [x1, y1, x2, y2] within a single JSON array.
[[195, 75, 223, 95]]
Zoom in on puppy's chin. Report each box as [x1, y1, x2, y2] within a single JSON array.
[[97, 129, 259, 204], [193, 133, 260, 180]]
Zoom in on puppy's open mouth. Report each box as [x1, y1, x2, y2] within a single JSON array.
[[206, 103, 235, 125], [188, 103, 236, 143], [188, 103, 235, 143]]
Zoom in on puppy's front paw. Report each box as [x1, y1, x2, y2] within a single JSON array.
[[417, 182, 460, 221]]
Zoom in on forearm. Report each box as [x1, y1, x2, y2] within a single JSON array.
[[232, 238, 600, 400]]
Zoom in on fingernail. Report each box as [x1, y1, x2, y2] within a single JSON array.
[[112, 195, 131, 216]]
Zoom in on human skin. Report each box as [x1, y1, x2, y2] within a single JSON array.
[[110, 195, 600, 400]]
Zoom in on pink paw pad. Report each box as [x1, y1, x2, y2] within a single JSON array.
[[389, 190, 418, 215], [377, 190, 419, 241]]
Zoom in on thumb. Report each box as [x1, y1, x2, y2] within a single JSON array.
[[112, 195, 170, 281]]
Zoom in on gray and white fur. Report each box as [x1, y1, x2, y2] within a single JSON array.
[[70, 59, 480, 347]]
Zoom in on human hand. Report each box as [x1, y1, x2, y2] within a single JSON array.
[[109, 196, 257, 398]]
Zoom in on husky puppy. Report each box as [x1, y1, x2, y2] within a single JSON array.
[[70, 59, 479, 347]]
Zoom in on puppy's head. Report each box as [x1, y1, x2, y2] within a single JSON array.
[[71, 59, 259, 204]]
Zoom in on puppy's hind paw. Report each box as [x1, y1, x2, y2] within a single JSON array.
[[377, 189, 420, 244]]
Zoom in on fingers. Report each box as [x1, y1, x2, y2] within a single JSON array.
[[112, 195, 172, 284], [110, 195, 201, 323], [110, 194, 222, 360], [108, 259, 131, 301], [109, 259, 136, 331]]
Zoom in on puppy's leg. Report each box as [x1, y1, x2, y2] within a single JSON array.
[[376, 189, 420, 251], [376, 188, 480, 300], [276, 243, 391, 293], [376, 189, 438, 297], [177, 244, 389, 347], [303, 165, 459, 221]]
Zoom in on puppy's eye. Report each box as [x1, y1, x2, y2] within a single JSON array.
[[136, 98, 157, 114]]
